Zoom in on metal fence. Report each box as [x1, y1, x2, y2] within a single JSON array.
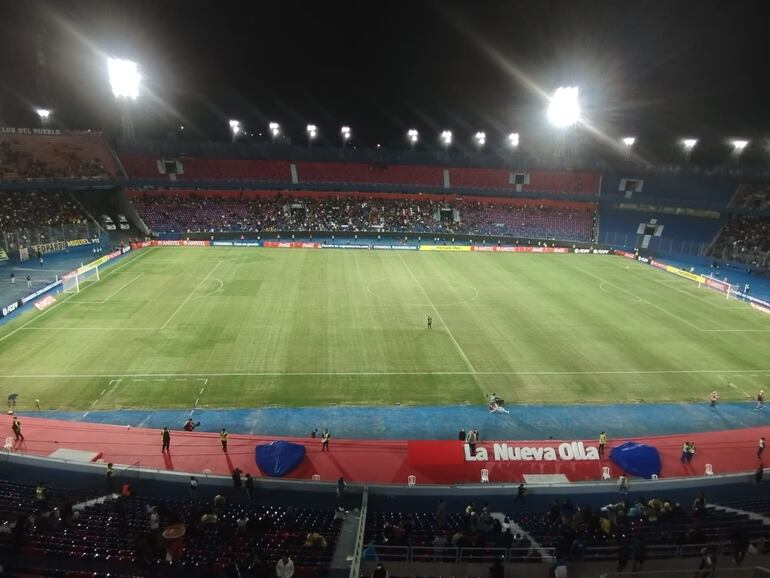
[[1, 222, 102, 257]]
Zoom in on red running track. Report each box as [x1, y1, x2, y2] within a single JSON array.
[[5, 417, 769, 484]]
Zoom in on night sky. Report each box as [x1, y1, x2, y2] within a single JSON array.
[[0, 0, 768, 163]]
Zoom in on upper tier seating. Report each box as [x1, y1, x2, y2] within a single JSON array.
[[729, 184, 770, 211], [0, 134, 118, 181]]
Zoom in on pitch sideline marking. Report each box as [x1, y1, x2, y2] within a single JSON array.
[[0, 247, 158, 345], [395, 251, 477, 374], [159, 261, 223, 330]]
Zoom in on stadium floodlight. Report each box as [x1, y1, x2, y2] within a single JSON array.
[[547, 86, 581, 128], [269, 122, 280, 143], [407, 128, 419, 148], [508, 132, 520, 147], [440, 130, 453, 148], [474, 131, 487, 149], [682, 138, 698, 149], [622, 136, 636, 147], [306, 124, 318, 144], [107, 58, 140, 99], [36, 108, 51, 120], [732, 139, 749, 151], [341, 125, 351, 146], [229, 119, 241, 141]]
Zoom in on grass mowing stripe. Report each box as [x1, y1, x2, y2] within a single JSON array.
[[0, 247, 157, 344], [159, 260, 223, 330], [395, 250, 477, 373]]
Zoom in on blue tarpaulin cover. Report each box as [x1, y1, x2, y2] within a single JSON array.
[[255, 441, 306, 477], [609, 441, 661, 478]]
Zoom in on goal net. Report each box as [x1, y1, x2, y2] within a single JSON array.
[[698, 274, 738, 300], [62, 264, 100, 293]]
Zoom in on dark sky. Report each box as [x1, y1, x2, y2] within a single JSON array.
[[0, 0, 768, 163]]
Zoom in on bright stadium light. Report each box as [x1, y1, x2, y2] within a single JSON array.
[[547, 86, 581, 128], [229, 119, 241, 142], [306, 124, 318, 144], [440, 130, 453, 148], [407, 128, 419, 149], [508, 132, 520, 147], [341, 125, 351, 146], [36, 108, 51, 120], [622, 136, 636, 147], [682, 138, 698, 149], [269, 122, 280, 143], [732, 139, 749, 151], [474, 131, 486, 150], [107, 58, 140, 99]]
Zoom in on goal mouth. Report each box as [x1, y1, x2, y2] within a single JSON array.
[[61, 264, 100, 293]]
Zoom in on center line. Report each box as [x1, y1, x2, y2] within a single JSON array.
[[396, 251, 477, 374], [160, 261, 223, 330]]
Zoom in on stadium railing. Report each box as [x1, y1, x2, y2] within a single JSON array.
[[365, 545, 555, 563]]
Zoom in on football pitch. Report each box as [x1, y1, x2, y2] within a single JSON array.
[[1, 246, 769, 412]]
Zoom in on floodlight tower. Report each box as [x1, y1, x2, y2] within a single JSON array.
[[35, 108, 51, 128], [682, 138, 698, 162], [341, 126, 351, 147], [269, 122, 280, 143], [474, 131, 486, 152], [547, 86, 581, 161], [622, 136, 636, 160], [107, 57, 140, 140], [306, 124, 318, 146], [732, 139, 749, 157], [407, 128, 419, 150], [440, 130, 453, 151], [508, 132, 520, 148], [229, 119, 241, 142]]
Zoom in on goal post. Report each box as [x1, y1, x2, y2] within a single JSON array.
[[61, 264, 100, 294]]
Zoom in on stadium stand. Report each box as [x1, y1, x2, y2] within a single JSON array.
[[0, 133, 118, 180], [729, 183, 770, 211], [0, 478, 341, 577], [128, 190, 596, 241], [600, 173, 737, 204], [296, 162, 443, 186], [709, 215, 770, 271]]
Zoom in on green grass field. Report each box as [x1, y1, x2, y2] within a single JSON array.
[[1, 246, 769, 411]]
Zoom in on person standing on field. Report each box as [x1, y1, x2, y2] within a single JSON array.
[[161, 428, 171, 453], [427, 315, 432, 329], [26, 275, 31, 288]]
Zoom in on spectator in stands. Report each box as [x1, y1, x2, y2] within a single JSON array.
[[489, 557, 504, 578], [231, 467, 242, 489], [337, 477, 346, 504], [756, 464, 764, 484], [372, 562, 389, 578], [189, 476, 198, 498], [436, 499, 447, 528], [632, 538, 647, 572], [618, 474, 629, 494], [695, 545, 717, 577], [304, 530, 328, 550], [515, 483, 527, 504], [244, 472, 254, 500], [275, 553, 294, 578]]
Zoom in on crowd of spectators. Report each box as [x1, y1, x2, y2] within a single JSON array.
[[0, 136, 115, 181], [0, 478, 340, 578], [0, 190, 86, 233], [131, 193, 596, 242], [709, 215, 770, 272]]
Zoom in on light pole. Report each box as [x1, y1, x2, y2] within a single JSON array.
[[306, 124, 318, 146], [35, 108, 51, 128], [682, 138, 697, 162], [107, 57, 140, 140], [341, 126, 351, 147], [229, 119, 241, 142], [407, 129, 419, 150], [440, 130, 453, 153], [474, 131, 486, 152], [622, 136, 636, 160], [269, 122, 280, 144]]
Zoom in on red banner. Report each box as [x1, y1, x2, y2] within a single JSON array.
[[263, 242, 320, 249]]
